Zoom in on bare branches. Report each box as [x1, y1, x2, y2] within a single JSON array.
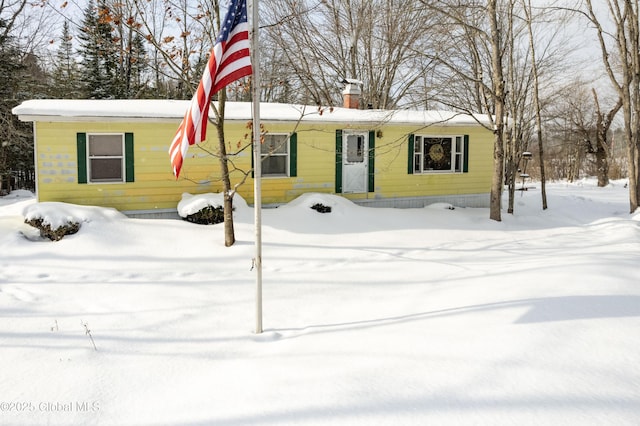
[[585, 0, 640, 211], [0, 0, 27, 43], [261, 0, 435, 108]]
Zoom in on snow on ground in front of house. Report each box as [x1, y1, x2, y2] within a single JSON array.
[[0, 179, 639, 426]]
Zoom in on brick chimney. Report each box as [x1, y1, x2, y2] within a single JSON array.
[[342, 79, 362, 109]]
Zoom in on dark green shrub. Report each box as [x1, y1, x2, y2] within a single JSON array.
[[183, 205, 225, 225], [311, 203, 332, 213], [25, 218, 80, 241]]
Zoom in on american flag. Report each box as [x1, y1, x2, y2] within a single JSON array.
[[169, 0, 252, 178]]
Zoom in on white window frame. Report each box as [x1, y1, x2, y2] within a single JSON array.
[[87, 133, 125, 183], [414, 135, 465, 174], [261, 133, 290, 178]]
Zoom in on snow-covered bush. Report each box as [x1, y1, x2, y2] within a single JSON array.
[[178, 193, 227, 225], [310, 203, 332, 213], [182, 205, 225, 225], [24, 217, 80, 241], [22, 201, 124, 241]]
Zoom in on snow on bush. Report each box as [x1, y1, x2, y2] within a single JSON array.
[[281, 193, 357, 213], [177, 193, 249, 224], [24, 217, 80, 241], [177, 193, 225, 217], [310, 203, 332, 213], [22, 202, 125, 241], [425, 202, 456, 210]]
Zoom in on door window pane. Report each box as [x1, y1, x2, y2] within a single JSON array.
[[346, 135, 365, 163]]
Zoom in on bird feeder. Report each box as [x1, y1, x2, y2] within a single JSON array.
[[519, 152, 533, 192]]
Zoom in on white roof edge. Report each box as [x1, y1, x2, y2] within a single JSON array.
[[12, 99, 491, 126]]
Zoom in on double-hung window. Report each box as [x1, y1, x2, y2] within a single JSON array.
[[413, 135, 465, 173], [261, 133, 296, 177], [77, 132, 134, 184], [87, 134, 125, 182]]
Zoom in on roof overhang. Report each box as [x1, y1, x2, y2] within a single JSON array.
[[12, 99, 492, 127]]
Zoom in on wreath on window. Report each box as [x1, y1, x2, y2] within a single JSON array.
[[428, 144, 445, 162]]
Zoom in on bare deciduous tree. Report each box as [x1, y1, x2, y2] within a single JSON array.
[[124, 0, 247, 246], [543, 79, 622, 185], [262, 0, 434, 108], [1, 0, 57, 193], [488, 0, 507, 221], [421, 0, 506, 220], [424, 0, 578, 217], [585, 0, 640, 212], [591, 90, 623, 186], [523, 0, 547, 209]]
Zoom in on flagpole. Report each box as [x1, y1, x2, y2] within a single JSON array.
[[250, 0, 263, 334]]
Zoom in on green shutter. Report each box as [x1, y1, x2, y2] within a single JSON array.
[[407, 134, 415, 174], [463, 134, 469, 173], [289, 132, 297, 177], [77, 133, 87, 184], [335, 129, 342, 193], [125, 132, 134, 182], [368, 130, 375, 192]]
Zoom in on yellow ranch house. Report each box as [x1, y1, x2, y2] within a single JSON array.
[[12, 97, 495, 218]]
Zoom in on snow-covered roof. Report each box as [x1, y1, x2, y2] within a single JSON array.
[[12, 99, 491, 127]]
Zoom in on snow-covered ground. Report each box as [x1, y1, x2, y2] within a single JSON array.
[[1, 180, 639, 426]]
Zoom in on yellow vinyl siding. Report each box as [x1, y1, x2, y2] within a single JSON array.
[[33, 117, 493, 212], [372, 125, 493, 199], [251, 122, 336, 204], [35, 121, 225, 210]]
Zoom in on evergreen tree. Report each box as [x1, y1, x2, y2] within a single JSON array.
[[51, 20, 81, 98], [116, 26, 149, 98], [0, 20, 22, 100], [0, 20, 34, 192], [78, 0, 117, 98], [128, 33, 149, 97], [77, 0, 149, 99]]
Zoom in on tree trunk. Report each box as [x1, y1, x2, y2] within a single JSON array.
[[536, 127, 547, 208], [217, 129, 236, 247], [489, 0, 504, 222], [595, 148, 609, 187], [628, 128, 639, 211], [214, 93, 236, 247], [622, 96, 638, 211], [586, 0, 639, 213], [524, 0, 547, 210], [592, 91, 622, 188], [506, 151, 516, 214], [630, 0, 640, 212], [568, 143, 581, 182], [506, 1, 516, 216]]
